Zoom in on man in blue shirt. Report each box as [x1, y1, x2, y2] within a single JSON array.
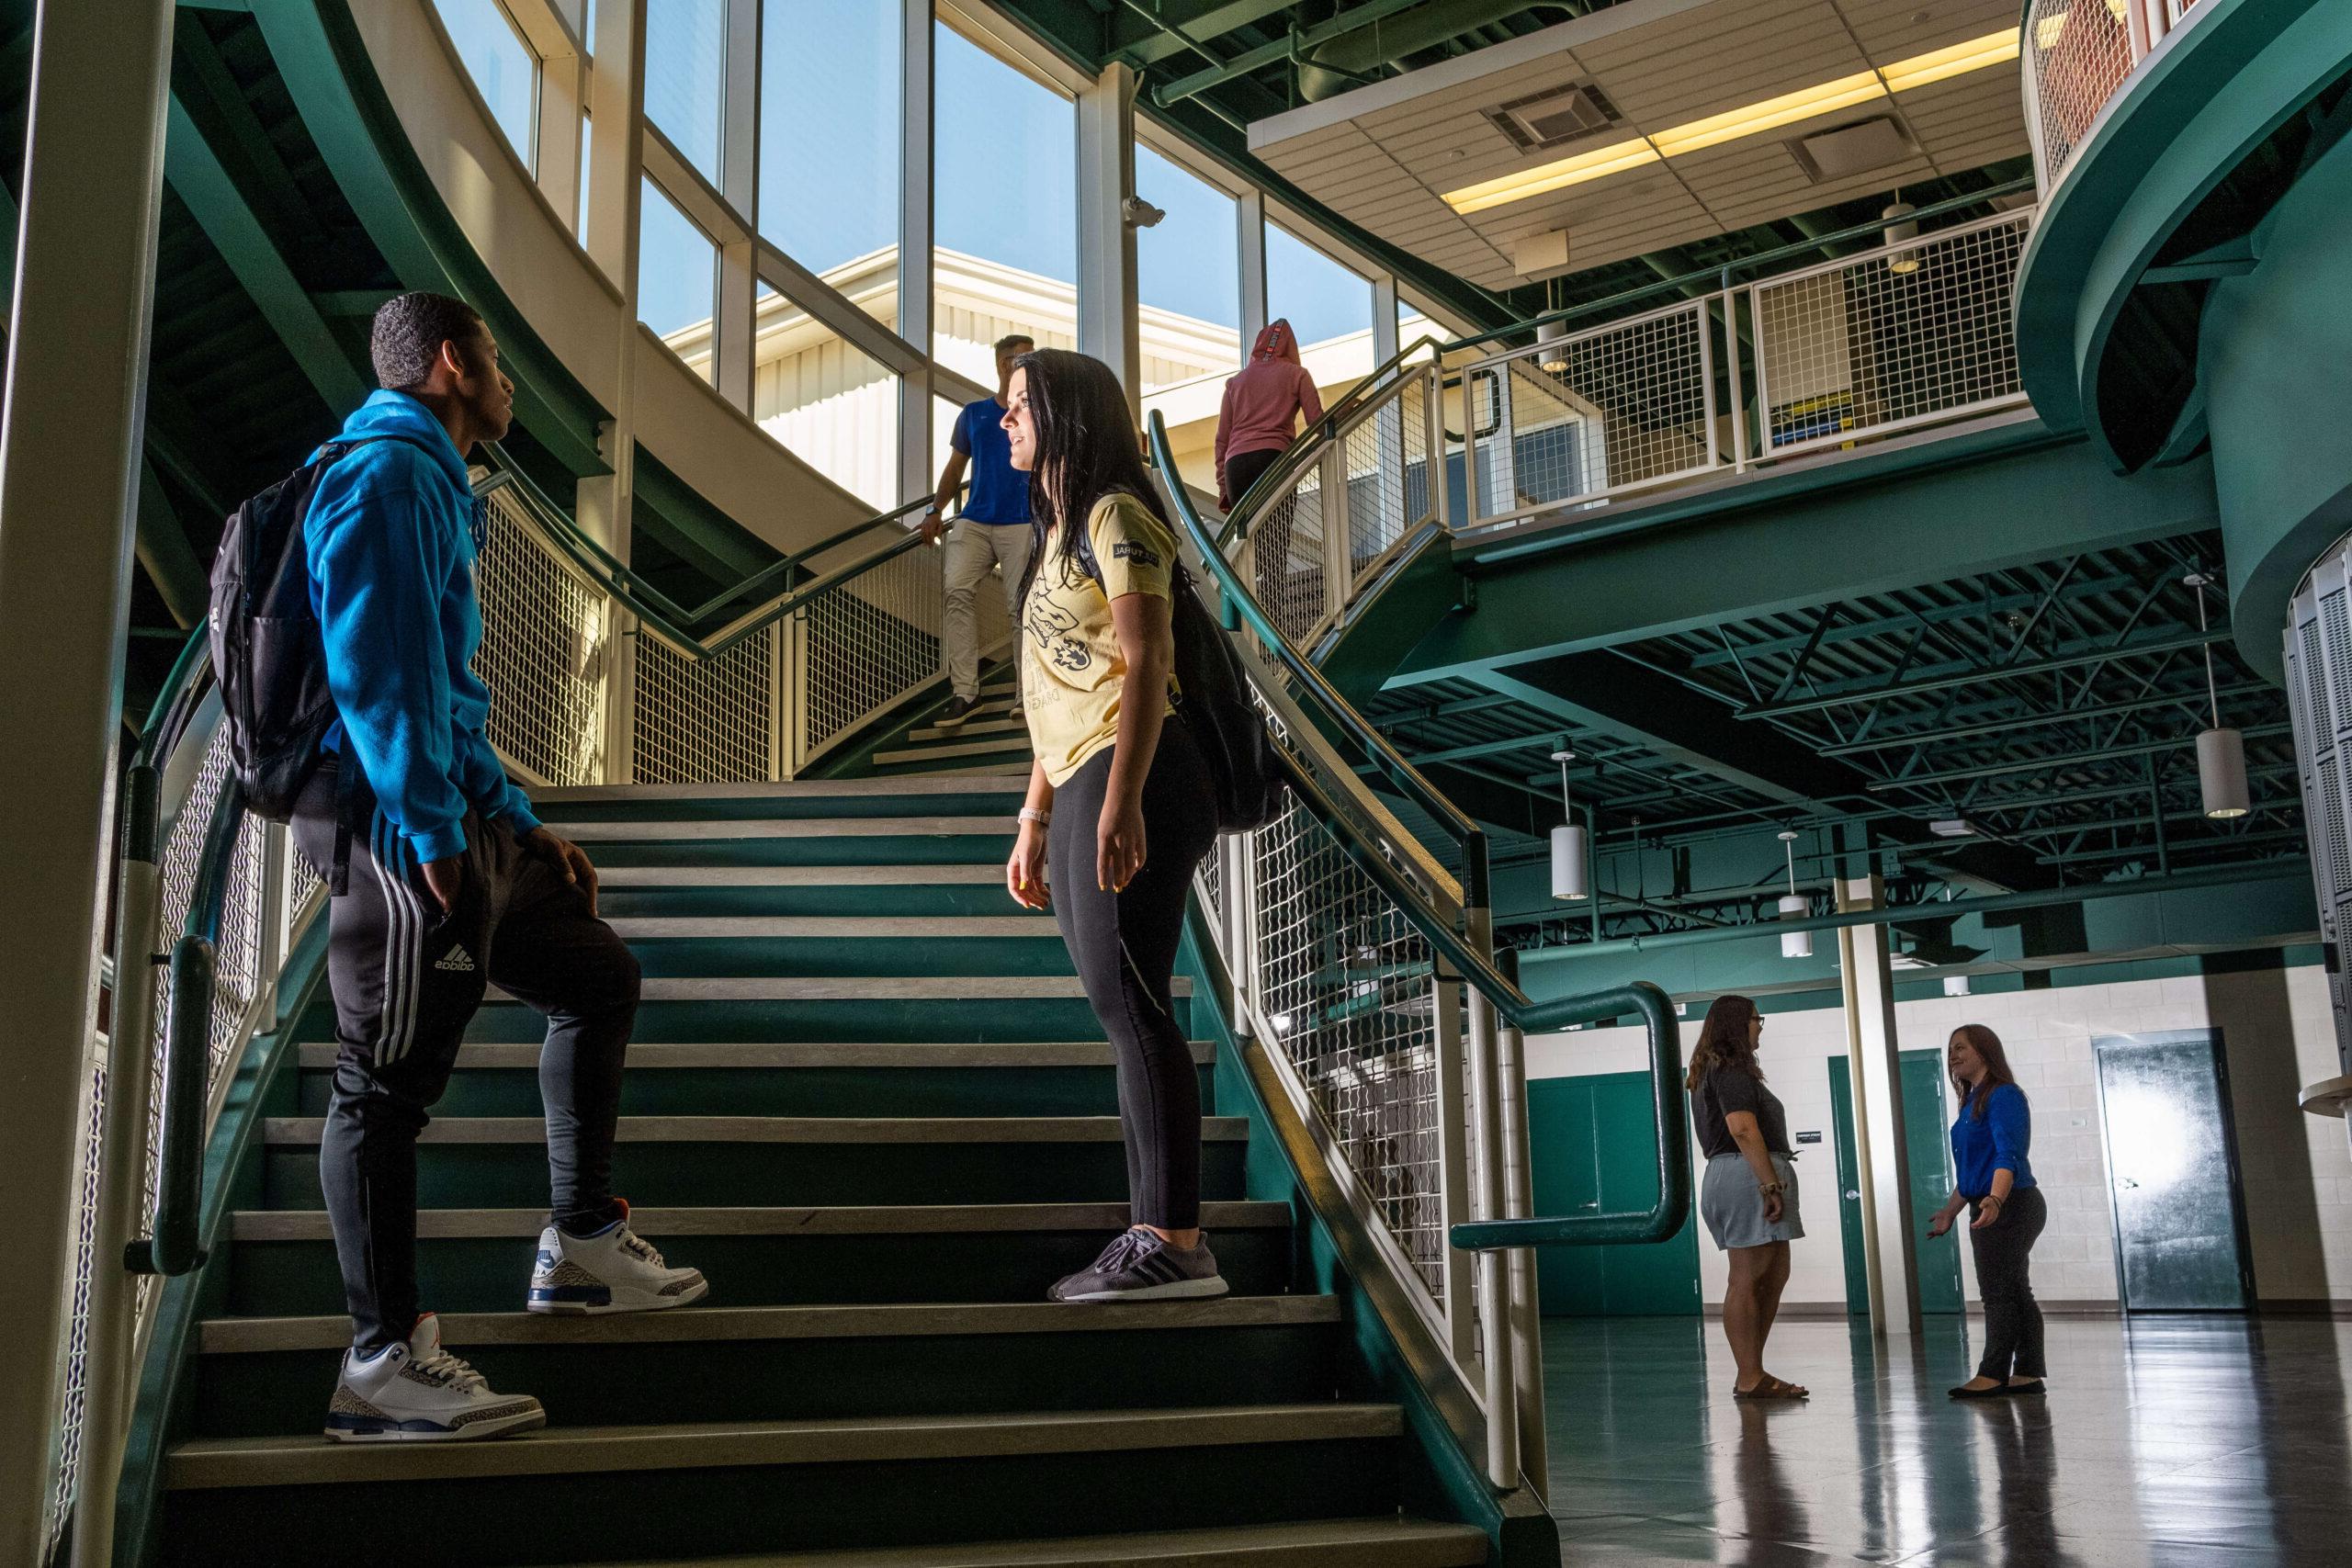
[[922, 333, 1035, 728], [289, 293, 707, 1443]]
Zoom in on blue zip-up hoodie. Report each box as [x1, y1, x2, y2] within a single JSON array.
[[305, 389, 539, 863]]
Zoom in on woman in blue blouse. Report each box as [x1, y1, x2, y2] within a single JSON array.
[[1927, 1023, 2047, 1398]]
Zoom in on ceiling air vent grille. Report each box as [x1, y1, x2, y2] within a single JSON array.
[[1487, 84, 1623, 154]]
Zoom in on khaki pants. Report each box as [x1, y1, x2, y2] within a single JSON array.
[[942, 518, 1034, 703]]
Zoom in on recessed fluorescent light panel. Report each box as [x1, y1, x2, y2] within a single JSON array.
[[1443, 29, 2020, 215]]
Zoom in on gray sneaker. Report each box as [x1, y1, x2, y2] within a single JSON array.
[[1048, 1226, 1229, 1303]]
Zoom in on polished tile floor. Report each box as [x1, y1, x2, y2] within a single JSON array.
[[1539, 1315, 2352, 1566]]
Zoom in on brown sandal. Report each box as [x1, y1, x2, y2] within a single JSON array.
[[1734, 1375, 1810, 1400]]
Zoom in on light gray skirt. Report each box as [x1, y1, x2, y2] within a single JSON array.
[[1700, 1151, 1805, 1250]]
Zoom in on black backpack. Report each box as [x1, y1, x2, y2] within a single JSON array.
[[206, 436, 433, 821], [1071, 513, 1287, 834]]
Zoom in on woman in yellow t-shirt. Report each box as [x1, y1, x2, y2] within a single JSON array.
[[999, 349, 1226, 1303]]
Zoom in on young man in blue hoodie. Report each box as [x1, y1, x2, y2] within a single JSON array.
[[289, 292, 707, 1442]]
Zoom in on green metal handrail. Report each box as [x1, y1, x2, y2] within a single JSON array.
[[1148, 410, 1689, 1255]]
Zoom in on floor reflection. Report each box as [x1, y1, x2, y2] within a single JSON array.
[[1539, 1314, 2352, 1566]]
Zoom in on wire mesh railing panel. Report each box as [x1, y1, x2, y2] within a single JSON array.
[[46, 1055, 107, 1560], [1753, 214, 2030, 456], [801, 543, 946, 762], [634, 626, 777, 784], [2027, 0, 2137, 188], [475, 490, 609, 786], [1252, 795, 1450, 1304], [1466, 303, 1715, 525], [1342, 390, 1412, 577], [1250, 462, 1329, 647]]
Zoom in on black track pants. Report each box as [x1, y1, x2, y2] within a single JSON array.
[[1048, 718, 1217, 1230], [1970, 1185, 2049, 1381], [291, 761, 641, 1352]]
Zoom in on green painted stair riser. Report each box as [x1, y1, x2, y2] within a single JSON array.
[[189, 1321, 1344, 1438], [452, 994, 1189, 1044], [292, 1059, 1216, 1119], [594, 883, 1028, 919], [531, 790, 1025, 825], [159, 1437, 1405, 1566], [222, 1221, 1302, 1318], [258, 1134, 1251, 1210], [583, 833, 1015, 869]]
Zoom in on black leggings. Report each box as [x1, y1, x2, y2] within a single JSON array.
[[1048, 717, 1217, 1229], [1970, 1185, 2048, 1381], [1225, 446, 1297, 614]]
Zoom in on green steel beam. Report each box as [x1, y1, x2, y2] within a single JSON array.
[[163, 95, 368, 412], [1111, 0, 1292, 66], [1818, 682, 2274, 755], [1151, 0, 1429, 107], [1737, 626, 2230, 721], [1389, 436, 2223, 689], [1871, 723, 2293, 792]]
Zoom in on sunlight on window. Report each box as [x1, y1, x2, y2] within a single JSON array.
[[433, 0, 537, 170], [760, 0, 901, 330], [640, 177, 718, 382], [646, 0, 725, 184]]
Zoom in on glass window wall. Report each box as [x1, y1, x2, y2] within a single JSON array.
[[932, 24, 1074, 388], [759, 0, 901, 330], [645, 0, 726, 184], [639, 177, 719, 383], [1136, 144, 1239, 396], [433, 0, 538, 169], [752, 282, 902, 511]]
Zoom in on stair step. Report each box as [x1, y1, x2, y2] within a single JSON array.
[[262, 1116, 1249, 1145], [537, 776, 1027, 805], [873, 737, 1034, 767], [258, 1114, 1246, 1208], [478, 976, 1173, 1003], [866, 759, 1034, 780], [908, 714, 1026, 742], [221, 1203, 1299, 1314], [608, 917, 1053, 938], [563, 817, 1011, 840], [290, 1040, 1215, 1119], [598, 919, 1075, 981], [598, 864, 1005, 886], [565, 1517, 1490, 1567], [231, 1201, 1293, 1243], [295, 1042, 1213, 1070], [202, 1295, 1341, 1353], [187, 1299, 1346, 1437], [164, 1403, 1405, 1489], [449, 980, 1191, 1045]]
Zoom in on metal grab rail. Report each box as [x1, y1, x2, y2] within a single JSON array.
[[125, 773, 244, 1276]]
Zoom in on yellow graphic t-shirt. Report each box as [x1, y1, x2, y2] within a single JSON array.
[[1021, 492, 1181, 787]]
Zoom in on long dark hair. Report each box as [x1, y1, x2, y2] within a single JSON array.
[[1010, 347, 1171, 601], [1683, 994, 1762, 1091], [1949, 1023, 2019, 1121]]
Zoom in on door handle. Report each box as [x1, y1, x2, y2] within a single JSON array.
[[2118, 1178, 2140, 1190], [1577, 1201, 1600, 1211], [1844, 1190, 1860, 1201]]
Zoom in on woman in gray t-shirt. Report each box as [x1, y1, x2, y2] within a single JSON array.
[[1688, 995, 1808, 1400]]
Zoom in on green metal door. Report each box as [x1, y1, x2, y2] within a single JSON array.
[[1828, 1052, 1964, 1314], [1528, 1072, 1701, 1316], [2093, 1030, 2252, 1310]]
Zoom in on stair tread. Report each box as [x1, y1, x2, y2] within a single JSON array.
[[562, 817, 1012, 840], [164, 1404, 1406, 1489], [603, 916, 1057, 938], [871, 761, 1034, 779], [294, 1041, 1215, 1069], [231, 1201, 1294, 1241], [556, 1517, 1489, 1567], [477, 975, 1189, 1002], [263, 1115, 1250, 1145], [200, 1295, 1341, 1353], [536, 778, 1026, 804], [598, 865, 1007, 886], [908, 715, 1027, 742], [874, 738, 1035, 765]]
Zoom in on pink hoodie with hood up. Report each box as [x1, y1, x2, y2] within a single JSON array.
[[1215, 320, 1325, 503]]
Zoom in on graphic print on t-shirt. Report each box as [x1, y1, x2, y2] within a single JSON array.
[[1023, 592, 1089, 671]]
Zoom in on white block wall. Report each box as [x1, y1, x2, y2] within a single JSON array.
[[1525, 964, 2352, 1313]]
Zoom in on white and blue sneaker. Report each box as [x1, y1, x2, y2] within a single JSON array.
[[323, 1314, 545, 1442], [527, 1200, 708, 1314]]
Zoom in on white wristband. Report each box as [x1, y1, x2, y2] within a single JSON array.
[[1018, 807, 1050, 828]]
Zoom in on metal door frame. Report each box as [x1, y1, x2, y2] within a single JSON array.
[[2091, 1028, 2260, 1313]]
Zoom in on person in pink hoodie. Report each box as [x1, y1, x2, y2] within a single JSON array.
[[1215, 320, 1324, 613]]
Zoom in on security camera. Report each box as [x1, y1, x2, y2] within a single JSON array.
[[1122, 196, 1167, 229]]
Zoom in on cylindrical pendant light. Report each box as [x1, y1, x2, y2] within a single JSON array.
[[1778, 830, 1811, 959], [1944, 975, 1972, 998], [1551, 750, 1589, 899], [1537, 321, 1570, 375], [2186, 573, 2252, 818], [1883, 198, 1920, 275]]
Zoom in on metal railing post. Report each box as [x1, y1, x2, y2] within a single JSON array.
[[1320, 438, 1350, 635], [1464, 985, 1518, 1489], [1498, 1018, 1546, 1503], [1721, 284, 1749, 475], [1433, 965, 1478, 1370]]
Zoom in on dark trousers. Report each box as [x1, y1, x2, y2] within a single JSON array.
[[1225, 446, 1296, 615], [1969, 1185, 2048, 1381], [1048, 718, 1217, 1230], [291, 762, 640, 1351]]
